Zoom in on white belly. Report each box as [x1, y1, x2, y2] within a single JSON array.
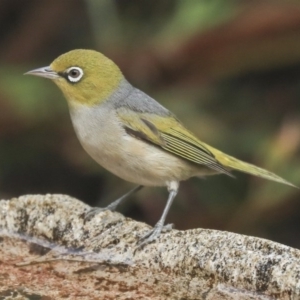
[[69, 104, 200, 186]]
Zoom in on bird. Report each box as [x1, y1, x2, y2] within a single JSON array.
[[25, 49, 296, 247]]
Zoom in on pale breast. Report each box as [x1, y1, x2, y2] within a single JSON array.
[[68, 102, 202, 186]]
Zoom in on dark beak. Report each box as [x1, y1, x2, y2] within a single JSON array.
[[24, 66, 59, 79]]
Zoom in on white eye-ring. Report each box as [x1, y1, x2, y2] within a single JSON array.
[[66, 67, 84, 83]]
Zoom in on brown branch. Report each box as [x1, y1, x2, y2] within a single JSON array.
[[0, 194, 299, 299]]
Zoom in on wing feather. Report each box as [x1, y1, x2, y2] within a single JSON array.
[[117, 108, 231, 176], [116, 107, 295, 187]]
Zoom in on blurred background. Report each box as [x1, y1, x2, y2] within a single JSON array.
[[0, 0, 300, 247]]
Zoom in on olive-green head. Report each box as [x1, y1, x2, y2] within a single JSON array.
[[26, 49, 124, 106]]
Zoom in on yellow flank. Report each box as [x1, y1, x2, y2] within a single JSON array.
[[50, 49, 123, 106]]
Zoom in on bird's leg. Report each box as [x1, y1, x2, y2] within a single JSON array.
[[85, 185, 143, 220], [137, 181, 179, 247]]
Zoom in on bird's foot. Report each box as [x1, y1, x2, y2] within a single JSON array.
[[85, 185, 143, 222], [137, 222, 173, 249], [84, 206, 109, 222], [84, 194, 128, 221]]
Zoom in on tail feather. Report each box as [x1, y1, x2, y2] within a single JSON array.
[[205, 145, 297, 188]]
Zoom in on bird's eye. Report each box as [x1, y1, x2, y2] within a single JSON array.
[[66, 67, 83, 83]]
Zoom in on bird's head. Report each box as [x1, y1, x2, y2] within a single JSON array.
[[26, 49, 123, 106]]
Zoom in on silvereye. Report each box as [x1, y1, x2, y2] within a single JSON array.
[[26, 49, 295, 246]]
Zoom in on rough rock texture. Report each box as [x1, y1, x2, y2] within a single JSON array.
[[0, 194, 299, 299]]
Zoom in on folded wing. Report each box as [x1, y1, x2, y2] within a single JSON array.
[[117, 108, 232, 176]]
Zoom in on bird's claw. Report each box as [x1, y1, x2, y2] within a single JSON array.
[[136, 223, 173, 249], [84, 206, 108, 222], [85, 186, 143, 222]]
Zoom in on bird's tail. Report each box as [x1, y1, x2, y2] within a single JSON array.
[[205, 144, 297, 188]]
